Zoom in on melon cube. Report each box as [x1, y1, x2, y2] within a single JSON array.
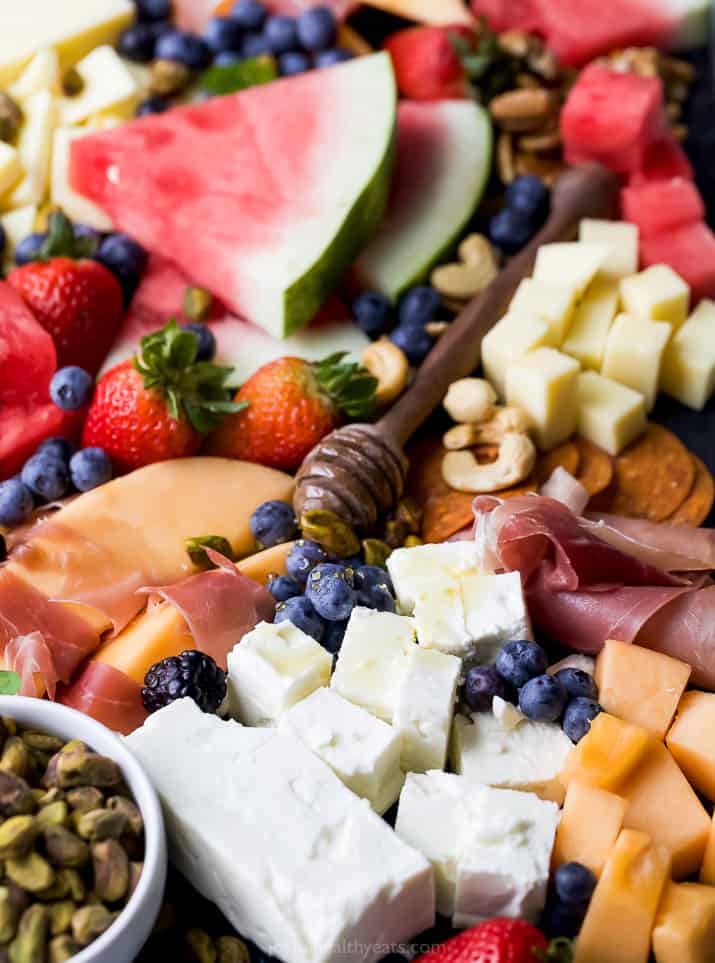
[[505, 348, 580, 451], [700, 815, 715, 885], [573, 829, 671, 963], [8, 48, 60, 99], [532, 242, 609, 296], [560, 712, 651, 793], [509, 277, 579, 344], [0, 205, 37, 270], [640, 222, 715, 304], [561, 277, 619, 370], [661, 299, 715, 411], [632, 136, 694, 185], [0, 143, 22, 197], [578, 219, 639, 280], [553, 780, 626, 878], [621, 177, 705, 239], [7, 90, 57, 208], [59, 45, 139, 126], [480, 313, 551, 399], [601, 313, 671, 412], [620, 265, 690, 329], [666, 691, 715, 802], [577, 371, 647, 457], [95, 603, 191, 685], [595, 640, 691, 740], [652, 882, 715, 963], [51, 128, 113, 232]]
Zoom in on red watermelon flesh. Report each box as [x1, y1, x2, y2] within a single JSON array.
[[0, 405, 83, 481], [629, 136, 694, 184], [0, 282, 57, 406], [621, 177, 705, 238], [640, 222, 715, 303]]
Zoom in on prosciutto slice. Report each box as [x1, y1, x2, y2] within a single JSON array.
[[59, 662, 147, 736]]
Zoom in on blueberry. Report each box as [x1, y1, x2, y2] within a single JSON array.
[[355, 565, 394, 597], [0, 224, 5, 260], [554, 862, 597, 906], [155, 30, 212, 70], [49, 367, 93, 411], [181, 322, 216, 361], [14, 232, 46, 266], [267, 574, 302, 603], [398, 285, 441, 329], [356, 580, 395, 612], [519, 674, 567, 723], [36, 437, 76, 463], [488, 208, 534, 256], [563, 697, 601, 743], [242, 32, 271, 57], [553, 667, 598, 701], [389, 325, 433, 366], [275, 595, 324, 641], [250, 500, 299, 548], [95, 233, 148, 303], [496, 640, 548, 689], [505, 175, 549, 219], [463, 666, 510, 713], [0, 478, 33, 527], [278, 51, 311, 76], [21, 453, 70, 502], [305, 563, 357, 622], [69, 448, 113, 493], [213, 51, 244, 67], [352, 291, 391, 339], [321, 618, 347, 655], [135, 0, 171, 21], [296, 6, 337, 51], [118, 23, 157, 62], [136, 95, 170, 116], [314, 48, 353, 67], [264, 15, 298, 53], [285, 540, 328, 585], [73, 224, 102, 245], [230, 0, 267, 30], [541, 894, 589, 939], [203, 16, 244, 53]]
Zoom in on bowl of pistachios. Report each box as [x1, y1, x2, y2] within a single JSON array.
[[0, 696, 167, 963]]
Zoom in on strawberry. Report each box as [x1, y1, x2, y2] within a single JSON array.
[[414, 919, 571, 963], [207, 353, 377, 472], [82, 320, 244, 474], [384, 26, 470, 100], [7, 212, 124, 376]]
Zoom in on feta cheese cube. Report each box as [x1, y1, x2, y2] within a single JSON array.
[[505, 347, 580, 451], [579, 219, 639, 280], [279, 688, 404, 814], [492, 696, 526, 730], [393, 647, 460, 773], [509, 278, 579, 345], [60, 46, 139, 126], [0, 143, 22, 198], [620, 265, 690, 330], [461, 571, 532, 664], [450, 711, 573, 805], [9, 48, 60, 99], [50, 127, 113, 232], [577, 371, 646, 456], [533, 242, 610, 296], [227, 620, 331, 725], [411, 583, 471, 658], [0, 205, 37, 270], [561, 277, 620, 371], [128, 700, 435, 963], [331, 608, 415, 722], [7, 90, 56, 208], [481, 313, 551, 399], [660, 299, 715, 411], [387, 542, 481, 614], [601, 313, 671, 412]]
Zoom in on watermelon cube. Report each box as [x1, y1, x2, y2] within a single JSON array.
[[0, 282, 57, 406], [630, 136, 694, 185], [0, 404, 83, 480], [562, 65, 666, 175], [621, 177, 705, 238], [640, 222, 715, 303]]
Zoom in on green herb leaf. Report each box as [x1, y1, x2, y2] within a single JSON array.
[[0, 672, 22, 696], [199, 55, 278, 96]]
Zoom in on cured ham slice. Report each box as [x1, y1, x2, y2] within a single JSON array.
[[59, 661, 147, 736]]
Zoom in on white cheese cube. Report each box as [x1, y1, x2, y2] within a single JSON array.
[[461, 571, 532, 664], [450, 711, 573, 805], [620, 265, 690, 329], [492, 696, 526, 730], [411, 583, 471, 657], [331, 608, 415, 722], [51, 127, 113, 232], [601, 312, 671, 412], [509, 278, 579, 345], [387, 541, 482, 614], [577, 371, 646, 456], [279, 688, 404, 814], [533, 242, 609, 296], [481, 313, 551, 399], [505, 347, 580, 451], [578, 219, 639, 280], [0, 205, 37, 270], [0, 143, 23, 198], [561, 277, 620, 371], [547, 654, 596, 676], [60, 46, 140, 126], [128, 700, 435, 963], [227, 620, 331, 726], [393, 647, 460, 773], [660, 299, 715, 411], [9, 48, 60, 99], [7, 90, 56, 208]]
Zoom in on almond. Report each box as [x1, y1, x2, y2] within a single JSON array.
[[489, 88, 559, 132]]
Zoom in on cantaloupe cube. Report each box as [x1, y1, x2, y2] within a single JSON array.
[[505, 348, 580, 451], [533, 242, 609, 296], [553, 780, 626, 877], [652, 882, 715, 963], [620, 265, 690, 330], [560, 712, 651, 793], [595, 640, 691, 739], [509, 278, 579, 344], [620, 739, 711, 879], [574, 829, 671, 963], [579, 219, 639, 280], [95, 602, 193, 684], [601, 313, 672, 412], [667, 691, 715, 802], [561, 277, 619, 371], [660, 299, 715, 411], [699, 815, 715, 885], [577, 371, 647, 456], [480, 313, 551, 399]]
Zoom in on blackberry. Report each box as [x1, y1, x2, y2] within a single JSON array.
[[141, 650, 227, 714]]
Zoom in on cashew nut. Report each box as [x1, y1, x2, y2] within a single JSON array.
[[441, 432, 537, 493], [361, 337, 409, 406], [443, 406, 531, 450], [458, 233, 498, 268], [443, 423, 483, 451], [443, 378, 497, 424], [431, 258, 498, 301]]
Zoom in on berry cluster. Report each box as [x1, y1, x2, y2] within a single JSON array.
[[489, 175, 550, 256], [352, 284, 442, 366]]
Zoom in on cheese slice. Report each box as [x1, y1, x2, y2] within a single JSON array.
[[660, 299, 715, 411], [7, 90, 57, 208], [8, 48, 60, 99], [0, 143, 23, 198], [578, 219, 639, 280], [59, 46, 139, 126], [577, 371, 647, 456], [533, 242, 609, 296], [481, 313, 551, 399], [652, 882, 715, 963], [601, 313, 671, 412], [0, 205, 37, 270], [620, 265, 690, 330], [505, 347, 580, 451], [561, 276, 619, 370], [509, 278, 579, 345]]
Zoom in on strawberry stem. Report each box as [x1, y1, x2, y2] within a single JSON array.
[[536, 937, 575, 963], [312, 352, 377, 420], [40, 211, 98, 261]]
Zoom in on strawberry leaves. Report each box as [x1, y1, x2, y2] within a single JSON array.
[[313, 352, 377, 420], [40, 211, 99, 261]]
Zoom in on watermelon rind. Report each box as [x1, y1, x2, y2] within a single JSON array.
[[353, 100, 492, 303], [665, 0, 711, 48]]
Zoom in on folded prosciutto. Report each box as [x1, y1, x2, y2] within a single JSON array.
[[59, 662, 147, 736]]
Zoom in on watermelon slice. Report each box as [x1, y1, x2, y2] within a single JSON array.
[[0, 404, 83, 481], [70, 53, 396, 338], [0, 282, 57, 406], [640, 222, 715, 303], [353, 100, 492, 302], [621, 177, 705, 238], [629, 136, 694, 184]]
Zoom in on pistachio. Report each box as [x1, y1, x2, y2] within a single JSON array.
[[44, 751, 121, 791], [183, 285, 214, 322], [106, 797, 143, 837], [36, 804, 68, 831], [8, 905, 48, 963], [34, 875, 69, 903], [118, 832, 143, 862], [0, 741, 31, 781], [0, 774, 35, 819], [58, 743, 86, 756], [5, 855, 54, 895], [0, 95, 23, 144], [300, 510, 360, 558], [56, 872, 84, 905], [20, 736, 62, 757], [394, 498, 422, 536], [0, 819, 38, 861], [185, 535, 235, 571], [0, 887, 21, 943], [186, 928, 217, 963], [48, 935, 80, 963], [217, 936, 250, 963], [43, 827, 89, 869], [65, 788, 103, 815], [46, 902, 74, 937], [404, 535, 423, 548], [361, 539, 391, 569], [61, 67, 84, 97], [151, 58, 192, 96], [0, 725, 14, 741], [92, 840, 128, 903], [128, 862, 142, 899], [35, 790, 63, 810], [71, 904, 114, 947], [489, 88, 558, 132], [383, 519, 409, 550], [76, 809, 127, 842]]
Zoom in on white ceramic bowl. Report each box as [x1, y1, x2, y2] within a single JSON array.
[[0, 696, 167, 963]]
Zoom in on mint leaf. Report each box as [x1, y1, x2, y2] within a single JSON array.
[[199, 55, 278, 96], [0, 672, 22, 696]]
